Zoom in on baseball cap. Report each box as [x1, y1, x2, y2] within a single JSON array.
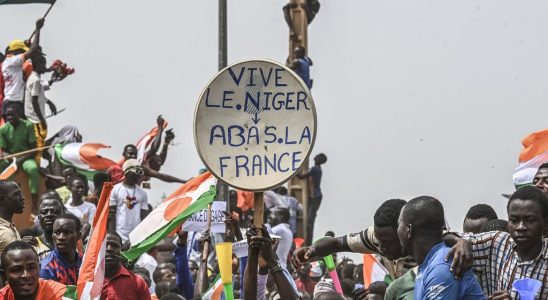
[[122, 159, 144, 175], [7, 40, 29, 52]]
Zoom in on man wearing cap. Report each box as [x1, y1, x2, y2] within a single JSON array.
[[108, 159, 149, 243], [2, 19, 44, 117]]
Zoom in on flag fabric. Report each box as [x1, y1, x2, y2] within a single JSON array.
[[362, 254, 391, 287], [62, 285, 77, 299], [123, 172, 217, 261], [55, 143, 117, 180], [0, 159, 17, 180], [202, 276, 224, 300], [135, 121, 168, 163], [77, 183, 113, 300], [513, 129, 548, 186], [0, 0, 55, 4]]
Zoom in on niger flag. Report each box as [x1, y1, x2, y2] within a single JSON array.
[[77, 183, 113, 300], [513, 129, 548, 187]]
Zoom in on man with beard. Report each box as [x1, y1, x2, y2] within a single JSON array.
[[0, 240, 66, 299], [102, 231, 150, 299], [0, 181, 24, 255]]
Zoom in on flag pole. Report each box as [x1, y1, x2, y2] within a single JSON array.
[[1, 145, 53, 161], [28, 0, 57, 41]]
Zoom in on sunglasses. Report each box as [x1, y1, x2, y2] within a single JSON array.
[[125, 167, 144, 176]]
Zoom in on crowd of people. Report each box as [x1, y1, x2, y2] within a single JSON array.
[[0, 17, 548, 300]]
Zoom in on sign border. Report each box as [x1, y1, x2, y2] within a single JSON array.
[[193, 58, 317, 192]]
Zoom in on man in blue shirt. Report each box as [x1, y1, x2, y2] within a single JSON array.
[[397, 196, 485, 300], [297, 153, 327, 245], [290, 46, 313, 89], [40, 213, 83, 285]]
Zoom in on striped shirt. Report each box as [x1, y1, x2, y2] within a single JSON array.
[[463, 231, 548, 298], [344, 226, 417, 279]]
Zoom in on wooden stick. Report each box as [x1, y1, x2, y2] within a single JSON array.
[[253, 192, 264, 227], [28, 1, 56, 41], [1, 145, 53, 161]]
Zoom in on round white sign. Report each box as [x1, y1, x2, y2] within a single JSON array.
[[194, 59, 317, 191]]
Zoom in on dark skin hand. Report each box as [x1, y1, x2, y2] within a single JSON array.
[[444, 235, 473, 279], [489, 291, 512, 300], [244, 224, 260, 300], [251, 226, 299, 300], [224, 211, 243, 242], [193, 230, 211, 299]]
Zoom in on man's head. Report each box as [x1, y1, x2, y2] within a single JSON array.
[[62, 166, 77, 183], [6, 40, 29, 55], [52, 213, 81, 256], [294, 46, 306, 59], [397, 196, 445, 256], [122, 144, 138, 160], [69, 174, 88, 202], [507, 186, 548, 249], [0, 181, 24, 215], [463, 204, 498, 233], [367, 281, 388, 300], [268, 207, 290, 226], [3, 104, 20, 126], [153, 265, 176, 284], [314, 153, 327, 165], [372, 199, 407, 260], [533, 163, 548, 195], [480, 219, 508, 233], [38, 192, 65, 233], [154, 279, 181, 299], [122, 159, 144, 186], [30, 53, 47, 74], [105, 231, 123, 272], [1, 241, 40, 298]]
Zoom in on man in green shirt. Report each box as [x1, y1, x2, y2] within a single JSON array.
[[0, 104, 40, 213]]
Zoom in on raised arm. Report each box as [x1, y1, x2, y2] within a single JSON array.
[[146, 115, 165, 160], [24, 19, 44, 61]]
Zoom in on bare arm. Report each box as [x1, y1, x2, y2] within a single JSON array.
[[24, 19, 44, 61], [31, 96, 46, 129], [292, 236, 350, 265], [159, 129, 175, 165], [147, 115, 165, 160], [143, 164, 187, 183]]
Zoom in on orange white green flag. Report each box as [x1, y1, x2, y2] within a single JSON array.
[[202, 276, 224, 300], [362, 254, 391, 287], [123, 172, 217, 261], [513, 129, 548, 187], [55, 143, 117, 180], [0, 159, 17, 180], [77, 182, 113, 300]]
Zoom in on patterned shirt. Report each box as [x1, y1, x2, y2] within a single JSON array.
[[344, 226, 417, 279], [39, 248, 83, 285], [463, 231, 548, 298]]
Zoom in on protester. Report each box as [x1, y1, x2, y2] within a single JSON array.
[[290, 46, 313, 89], [0, 180, 23, 254], [66, 174, 96, 223], [268, 207, 293, 268], [39, 213, 82, 285], [2, 19, 44, 118], [462, 204, 498, 234], [24, 52, 57, 164], [102, 231, 151, 299], [33, 191, 65, 258], [0, 241, 67, 299], [397, 196, 485, 299], [448, 186, 548, 298], [275, 186, 303, 235], [108, 159, 148, 242], [297, 152, 327, 245], [533, 162, 548, 196], [0, 104, 41, 213], [479, 219, 508, 233]]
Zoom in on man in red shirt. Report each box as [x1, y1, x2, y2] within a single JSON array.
[[102, 231, 150, 299]]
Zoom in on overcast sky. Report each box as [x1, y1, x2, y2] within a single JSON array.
[[1, 1, 547, 241]]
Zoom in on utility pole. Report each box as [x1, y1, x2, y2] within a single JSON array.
[[285, 0, 319, 244], [217, 0, 230, 205]]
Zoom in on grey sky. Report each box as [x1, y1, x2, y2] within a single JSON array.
[[1, 1, 547, 241]]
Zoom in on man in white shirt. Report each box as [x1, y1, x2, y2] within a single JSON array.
[[108, 159, 149, 243], [2, 19, 44, 118], [268, 207, 293, 268], [66, 174, 96, 223], [24, 53, 57, 163]]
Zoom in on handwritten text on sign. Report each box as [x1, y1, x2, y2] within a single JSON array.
[[194, 59, 316, 191]]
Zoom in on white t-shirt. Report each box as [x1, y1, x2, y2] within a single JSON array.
[[109, 183, 148, 242], [2, 54, 26, 101], [66, 198, 97, 224], [135, 252, 158, 291], [24, 71, 47, 123], [271, 223, 293, 269]]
